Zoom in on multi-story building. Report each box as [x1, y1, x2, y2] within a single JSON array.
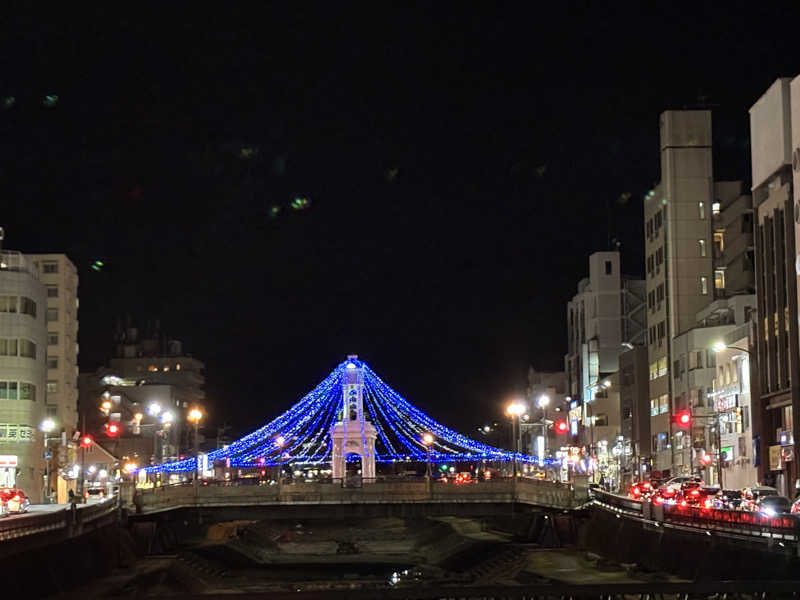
[[28, 254, 79, 433], [709, 323, 758, 490], [0, 248, 47, 501], [79, 321, 205, 472], [565, 251, 645, 455], [749, 77, 800, 497], [644, 109, 756, 479], [619, 345, 649, 485]]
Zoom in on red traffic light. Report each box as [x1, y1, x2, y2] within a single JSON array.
[[676, 410, 692, 427], [555, 420, 569, 434], [80, 435, 93, 448], [106, 423, 120, 437], [701, 453, 712, 465]]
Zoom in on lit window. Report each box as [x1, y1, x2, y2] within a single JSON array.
[[713, 231, 724, 253], [698, 202, 705, 219], [712, 202, 720, 215], [658, 357, 667, 377], [714, 269, 726, 290], [147, 365, 158, 372], [163, 365, 170, 372], [47, 380, 58, 393], [659, 394, 669, 414], [700, 276, 708, 295], [175, 363, 181, 371], [698, 239, 706, 257]]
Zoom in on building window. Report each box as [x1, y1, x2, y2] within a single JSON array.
[[19, 297, 36, 317], [656, 284, 664, 303], [0, 382, 18, 400], [650, 398, 658, 416], [46, 308, 58, 322], [0, 296, 17, 313], [659, 394, 669, 415], [48, 333, 58, 346], [700, 276, 708, 295], [713, 231, 724, 254], [19, 383, 35, 401], [698, 239, 706, 257], [175, 363, 181, 371], [712, 202, 720, 215], [46, 286, 58, 298], [605, 260, 612, 275], [649, 362, 658, 381], [147, 365, 158, 372], [46, 405, 58, 417], [0, 339, 18, 356], [42, 261, 58, 273], [657, 321, 666, 339], [163, 365, 170, 372], [46, 380, 58, 393], [714, 269, 726, 290], [47, 357, 58, 369], [658, 357, 667, 377], [699, 202, 705, 219], [18, 339, 36, 359]]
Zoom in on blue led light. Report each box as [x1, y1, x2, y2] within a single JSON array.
[[143, 358, 550, 474]]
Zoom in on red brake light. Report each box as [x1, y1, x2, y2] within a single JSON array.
[[690, 489, 699, 496]]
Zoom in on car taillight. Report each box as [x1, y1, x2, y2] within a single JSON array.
[[690, 489, 699, 496], [680, 500, 687, 507]]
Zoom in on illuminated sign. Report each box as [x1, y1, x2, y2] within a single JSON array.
[[714, 394, 737, 412], [0, 455, 18, 467]]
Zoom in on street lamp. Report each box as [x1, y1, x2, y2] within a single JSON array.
[[536, 395, 551, 460], [40, 419, 56, 504], [506, 401, 526, 479], [187, 408, 204, 485], [422, 432, 434, 480]]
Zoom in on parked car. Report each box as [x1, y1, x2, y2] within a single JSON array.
[[628, 481, 655, 500], [454, 472, 472, 485], [84, 487, 108, 503], [756, 495, 793, 516], [714, 489, 744, 510], [1, 488, 30, 514]]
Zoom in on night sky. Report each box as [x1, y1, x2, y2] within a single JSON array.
[[3, 4, 800, 437]]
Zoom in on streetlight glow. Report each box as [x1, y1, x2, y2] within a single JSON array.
[[537, 394, 550, 408], [712, 341, 727, 353], [506, 401, 526, 416], [161, 411, 174, 424], [422, 432, 434, 446], [276, 435, 286, 447], [40, 418, 56, 433], [123, 462, 138, 473], [187, 408, 204, 423], [148, 402, 162, 416]]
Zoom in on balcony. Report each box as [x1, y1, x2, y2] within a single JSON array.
[[0, 251, 39, 280]]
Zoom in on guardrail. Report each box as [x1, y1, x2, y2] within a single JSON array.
[[0, 498, 119, 543], [590, 488, 800, 542]]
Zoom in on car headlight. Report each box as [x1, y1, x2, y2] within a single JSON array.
[[762, 507, 777, 517]]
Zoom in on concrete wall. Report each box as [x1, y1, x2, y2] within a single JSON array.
[[749, 78, 793, 191]]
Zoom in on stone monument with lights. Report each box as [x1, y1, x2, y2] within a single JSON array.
[[329, 355, 377, 481]]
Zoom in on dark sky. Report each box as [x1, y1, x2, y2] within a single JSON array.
[[3, 4, 800, 436]]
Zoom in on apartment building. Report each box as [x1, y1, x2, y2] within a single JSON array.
[[748, 77, 800, 497], [0, 249, 47, 501], [565, 251, 645, 454], [29, 254, 79, 433]]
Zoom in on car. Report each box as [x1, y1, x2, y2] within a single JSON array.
[[1, 488, 30, 514], [791, 497, 800, 514], [714, 489, 744, 510], [756, 495, 793, 516], [84, 487, 108, 503], [454, 472, 472, 485], [628, 481, 655, 500], [676, 485, 718, 508]]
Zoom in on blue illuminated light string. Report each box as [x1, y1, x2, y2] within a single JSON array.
[[142, 358, 549, 474]]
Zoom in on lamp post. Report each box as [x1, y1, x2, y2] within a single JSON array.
[[506, 401, 526, 479], [422, 433, 434, 494], [537, 394, 551, 461], [39, 419, 56, 504], [187, 408, 203, 486]]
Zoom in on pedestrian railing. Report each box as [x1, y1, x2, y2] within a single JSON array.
[[0, 497, 119, 545]]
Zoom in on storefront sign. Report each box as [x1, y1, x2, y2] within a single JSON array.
[[769, 445, 783, 470], [714, 394, 737, 412], [720, 446, 734, 462], [0, 424, 34, 442], [781, 446, 794, 462], [0, 455, 18, 467]]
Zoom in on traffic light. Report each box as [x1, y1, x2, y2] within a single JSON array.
[[80, 435, 93, 448], [675, 410, 692, 428], [700, 453, 712, 465], [439, 464, 449, 473], [555, 420, 569, 434], [106, 422, 120, 437]]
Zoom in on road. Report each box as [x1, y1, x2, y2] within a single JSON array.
[[4, 502, 98, 519]]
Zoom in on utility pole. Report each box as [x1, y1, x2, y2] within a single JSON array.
[[79, 414, 86, 501]]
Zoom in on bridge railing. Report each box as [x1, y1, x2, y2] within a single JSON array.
[[0, 497, 119, 544], [133, 475, 584, 512], [589, 488, 800, 541]]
